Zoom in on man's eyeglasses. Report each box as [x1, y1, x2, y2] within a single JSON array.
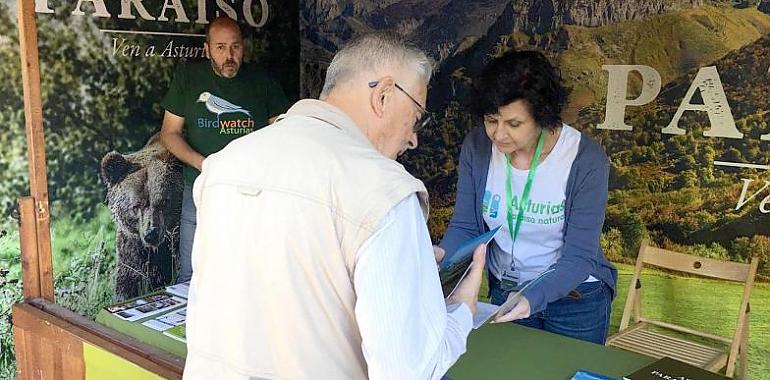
[[368, 80, 433, 133]]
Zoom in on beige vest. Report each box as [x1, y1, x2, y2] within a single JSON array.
[[184, 100, 428, 380]]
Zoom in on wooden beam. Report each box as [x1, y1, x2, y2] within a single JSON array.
[[640, 318, 732, 344], [18, 197, 40, 300], [13, 302, 86, 380], [12, 325, 30, 380], [17, 0, 53, 301], [13, 300, 184, 379]]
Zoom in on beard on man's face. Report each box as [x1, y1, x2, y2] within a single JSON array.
[[212, 58, 240, 78]]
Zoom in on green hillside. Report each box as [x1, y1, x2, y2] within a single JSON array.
[[566, 27, 770, 280], [558, 5, 770, 121], [421, 6, 770, 251]]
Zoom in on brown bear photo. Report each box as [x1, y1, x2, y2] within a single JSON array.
[[100, 133, 182, 300]]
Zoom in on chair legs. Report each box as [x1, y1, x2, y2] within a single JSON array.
[[739, 319, 749, 380]]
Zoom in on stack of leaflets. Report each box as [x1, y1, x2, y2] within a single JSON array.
[[138, 303, 187, 343], [104, 284, 191, 343], [104, 293, 186, 322], [141, 307, 186, 332], [165, 281, 190, 299]]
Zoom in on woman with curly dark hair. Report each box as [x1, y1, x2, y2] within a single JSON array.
[[437, 50, 617, 344]]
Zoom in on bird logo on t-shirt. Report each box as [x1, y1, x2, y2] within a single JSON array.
[[197, 92, 252, 125]]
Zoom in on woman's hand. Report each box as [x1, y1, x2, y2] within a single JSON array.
[[494, 295, 531, 323]]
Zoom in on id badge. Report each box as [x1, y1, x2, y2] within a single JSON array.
[[500, 269, 519, 291]]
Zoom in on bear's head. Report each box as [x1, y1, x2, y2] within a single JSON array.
[[100, 136, 182, 249]]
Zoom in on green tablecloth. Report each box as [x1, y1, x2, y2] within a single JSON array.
[[98, 306, 654, 379], [447, 323, 655, 379]]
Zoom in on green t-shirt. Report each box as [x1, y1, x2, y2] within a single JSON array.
[[161, 61, 289, 185]]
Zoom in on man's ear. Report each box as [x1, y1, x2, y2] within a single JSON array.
[[369, 77, 395, 118], [203, 42, 210, 59]]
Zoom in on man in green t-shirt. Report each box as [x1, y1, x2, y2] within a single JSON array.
[[159, 16, 289, 283]]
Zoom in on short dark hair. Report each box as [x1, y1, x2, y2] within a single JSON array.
[[469, 50, 568, 130]]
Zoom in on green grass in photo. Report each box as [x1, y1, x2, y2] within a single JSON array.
[[610, 263, 770, 379]]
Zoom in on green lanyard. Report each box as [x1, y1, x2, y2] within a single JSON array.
[[505, 129, 546, 245]]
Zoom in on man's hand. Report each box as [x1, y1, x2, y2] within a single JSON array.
[[493, 295, 531, 323], [445, 244, 486, 315], [432, 246, 445, 266]]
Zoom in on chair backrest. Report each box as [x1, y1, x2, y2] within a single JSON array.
[[617, 239, 759, 373], [640, 243, 755, 283], [620, 239, 759, 358], [625, 241, 759, 327]]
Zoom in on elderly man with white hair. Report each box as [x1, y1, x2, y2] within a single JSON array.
[[183, 33, 485, 380]]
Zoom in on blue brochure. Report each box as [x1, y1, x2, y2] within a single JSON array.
[[439, 225, 503, 298], [571, 370, 617, 380]]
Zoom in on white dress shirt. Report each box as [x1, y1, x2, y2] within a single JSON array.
[[354, 193, 473, 380]]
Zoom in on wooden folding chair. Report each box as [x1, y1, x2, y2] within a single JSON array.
[[606, 239, 759, 379]]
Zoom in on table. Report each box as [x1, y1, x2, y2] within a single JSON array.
[[447, 323, 655, 379], [98, 307, 654, 379], [96, 305, 188, 358]]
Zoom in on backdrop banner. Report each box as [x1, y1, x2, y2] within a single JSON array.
[[300, 1, 770, 376], [0, 1, 298, 376]]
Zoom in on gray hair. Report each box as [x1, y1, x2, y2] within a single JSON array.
[[320, 33, 433, 98]]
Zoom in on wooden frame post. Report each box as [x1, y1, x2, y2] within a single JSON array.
[[17, 0, 54, 301], [18, 197, 41, 300], [12, 2, 183, 378]]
